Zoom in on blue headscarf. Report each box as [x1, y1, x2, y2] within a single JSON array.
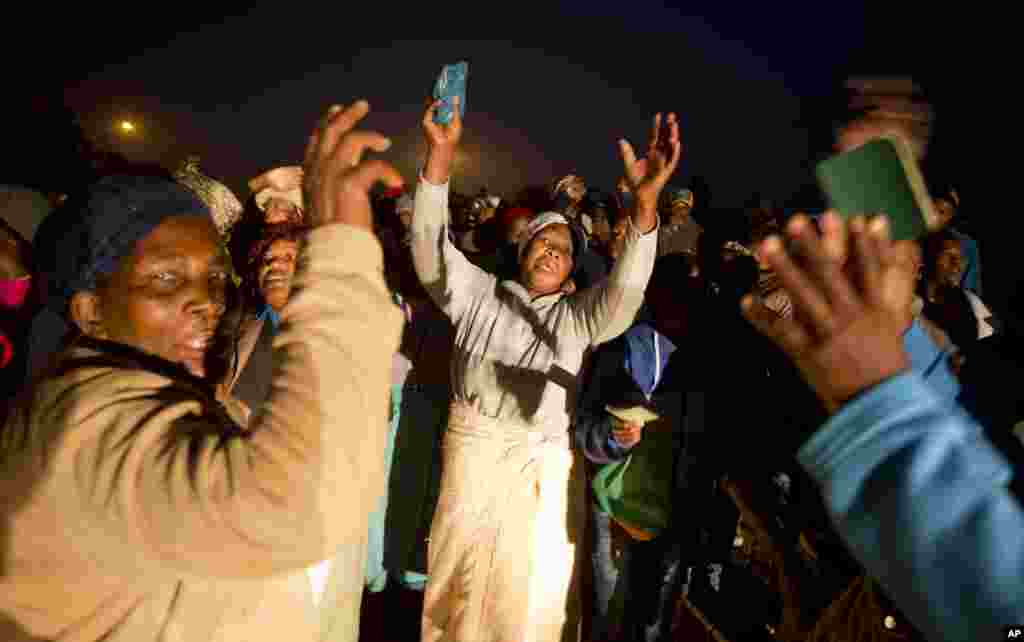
[[29, 174, 210, 373]]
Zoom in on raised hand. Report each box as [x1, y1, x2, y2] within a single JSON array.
[[302, 101, 403, 230], [423, 96, 463, 150], [422, 96, 463, 185], [742, 213, 912, 413], [618, 112, 682, 209]]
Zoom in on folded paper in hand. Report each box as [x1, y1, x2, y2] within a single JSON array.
[[606, 405, 660, 425]]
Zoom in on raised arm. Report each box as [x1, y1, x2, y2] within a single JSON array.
[[67, 101, 406, 579], [570, 113, 681, 345], [410, 96, 493, 323], [798, 373, 1024, 642], [743, 212, 1024, 641]]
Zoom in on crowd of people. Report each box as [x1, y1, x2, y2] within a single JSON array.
[[0, 76, 1020, 642]]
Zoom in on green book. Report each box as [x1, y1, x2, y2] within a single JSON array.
[[816, 136, 939, 241]]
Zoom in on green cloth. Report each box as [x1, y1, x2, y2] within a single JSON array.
[[592, 419, 676, 539]]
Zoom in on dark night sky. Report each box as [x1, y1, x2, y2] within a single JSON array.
[[49, 3, 896, 208]]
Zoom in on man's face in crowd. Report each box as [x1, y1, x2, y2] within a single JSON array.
[[933, 238, 964, 288], [73, 216, 229, 379], [258, 239, 299, 312], [565, 177, 586, 202], [264, 198, 300, 225], [590, 208, 612, 246], [521, 224, 574, 295], [669, 201, 692, 225], [506, 217, 530, 247]]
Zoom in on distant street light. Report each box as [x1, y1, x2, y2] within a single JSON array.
[[119, 120, 136, 134]]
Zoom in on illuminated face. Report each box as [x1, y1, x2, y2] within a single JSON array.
[[520, 224, 574, 296], [258, 239, 299, 312], [78, 216, 229, 378]]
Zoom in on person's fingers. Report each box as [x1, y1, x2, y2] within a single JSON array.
[[819, 210, 848, 264], [618, 139, 638, 175], [347, 159, 405, 193], [319, 101, 370, 161], [787, 215, 859, 318], [658, 138, 682, 183], [422, 99, 443, 129], [741, 294, 812, 355], [334, 131, 392, 169], [304, 104, 344, 169], [647, 113, 662, 157], [760, 230, 837, 335], [853, 215, 887, 306], [450, 94, 462, 127]]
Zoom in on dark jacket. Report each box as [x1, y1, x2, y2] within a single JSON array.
[[574, 326, 704, 533]]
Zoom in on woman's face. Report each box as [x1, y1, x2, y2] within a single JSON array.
[[80, 216, 229, 378], [520, 224, 574, 295], [258, 239, 299, 312]]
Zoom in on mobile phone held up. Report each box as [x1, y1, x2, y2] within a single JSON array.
[[432, 61, 468, 125], [816, 136, 939, 242]]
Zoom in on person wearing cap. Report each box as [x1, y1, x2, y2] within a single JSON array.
[[0, 102, 404, 642], [412, 96, 680, 642], [249, 165, 305, 225], [657, 186, 702, 260]]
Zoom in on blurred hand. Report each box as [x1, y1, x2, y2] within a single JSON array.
[[302, 101, 403, 230], [619, 113, 682, 209], [611, 416, 644, 448], [742, 214, 911, 413], [838, 78, 933, 160]]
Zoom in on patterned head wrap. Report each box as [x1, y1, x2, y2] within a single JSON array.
[[174, 156, 242, 236]]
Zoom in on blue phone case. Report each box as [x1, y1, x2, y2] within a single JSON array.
[[432, 61, 468, 125]]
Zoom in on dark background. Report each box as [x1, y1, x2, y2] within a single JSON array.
[[14, 4, 990, 310]]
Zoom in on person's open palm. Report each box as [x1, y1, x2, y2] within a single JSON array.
[[619, 113, 682, 207], [742, 214, 912, 413], [422, 96, 463, 149]]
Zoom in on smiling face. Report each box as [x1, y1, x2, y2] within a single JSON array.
[[72, 215, 229, 378], [520, 223, 574, 297], [258, 239, 299, 312]]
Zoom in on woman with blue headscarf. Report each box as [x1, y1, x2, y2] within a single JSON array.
[[0, 101, 404, 642]]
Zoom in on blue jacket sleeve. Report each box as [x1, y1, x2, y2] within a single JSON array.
[[798, 372, 1024, 642], [574, 341, 631, 464]]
